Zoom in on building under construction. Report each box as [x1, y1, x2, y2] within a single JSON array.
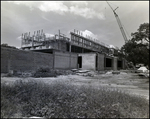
[[19, 29, 125, 71], [1, 29, 126, 73], [21, 29, 112, 54]]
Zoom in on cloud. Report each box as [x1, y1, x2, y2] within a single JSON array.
[[8, 1, 37, 11], [16, 36, 22, 41], [70, 6, 105, 19], [9, 1, 105, 20], [79, 30, 109, 47], [45, 33, 55, 38], [109, 44, 116, 48], [39, 1, 69, 15], [42, 16, 52, 22], [70, 1, 88, 7], [81, 30, 98, 39]]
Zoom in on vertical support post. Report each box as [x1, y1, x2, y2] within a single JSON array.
[[69, 53, 71, 69], [37, 31, 38, 41], [32, 35, 34, 47], [69, 43, 71, 52], [28, 32, 30, 38], [53, 51, 55, 69], [122, 58, 125, 69], [41, 29, 43, 35], [113, 57, 118, 71], [21, 33, 23, 47], [59, 30, 60, 40]]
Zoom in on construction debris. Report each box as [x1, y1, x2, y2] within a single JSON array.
[[76, 70, 90, 73], [137, 66, 148, 73], [112, 71, 120, 74]]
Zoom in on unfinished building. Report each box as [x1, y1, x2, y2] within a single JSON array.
[[1, 29, 125, 73], [20, 29, 125, 71]]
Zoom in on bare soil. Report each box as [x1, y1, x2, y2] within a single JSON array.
[[1, 70, 149, 100]]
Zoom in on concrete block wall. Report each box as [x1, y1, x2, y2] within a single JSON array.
[[10, 48, 35, 72], [78, 53, 96, 70], [33, 52, 54, 70], [70, 54, 78, 68], [1, 46, 125, 73], [97, 53, 105, 71], [1, 47, 11, 73], [1, 47, 54, 73], [54, 51, 78, 69]]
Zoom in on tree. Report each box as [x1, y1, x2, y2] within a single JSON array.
[[1, 43, 8, 47], [120, 23, 149, 66], [131, 23, 149, 44], [1, 43, 17, 49]]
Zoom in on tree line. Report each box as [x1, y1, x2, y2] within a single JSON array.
[[118, 23, 149, 68]]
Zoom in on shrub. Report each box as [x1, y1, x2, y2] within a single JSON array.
[[33, 67, 57, 78], [33, 67, 75, 78], [1, 79, 149, 118], [37, 67, 50, 73]]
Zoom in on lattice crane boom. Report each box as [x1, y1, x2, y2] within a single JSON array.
[[106, 1, 128, 43]]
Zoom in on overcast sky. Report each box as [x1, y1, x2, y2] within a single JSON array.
[[1, 1, 149, 48]]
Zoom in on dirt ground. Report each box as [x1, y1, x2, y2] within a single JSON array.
[[1, 70, 149, 101]]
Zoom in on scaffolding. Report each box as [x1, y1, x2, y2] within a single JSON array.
[[21, 29, 114, 56], [70, 29, 110, 54], [21, 29, 70, 50]]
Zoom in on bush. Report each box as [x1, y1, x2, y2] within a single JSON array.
[[33, 67, 75, 78], [1, 79, 149, 118], [33, 67, 57, 78], [37, 67, 50, 73]]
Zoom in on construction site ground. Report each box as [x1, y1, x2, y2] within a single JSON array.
[[1, 70, 149, 101]]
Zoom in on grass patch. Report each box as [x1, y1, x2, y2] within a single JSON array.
[[1, 79, 149, 118]]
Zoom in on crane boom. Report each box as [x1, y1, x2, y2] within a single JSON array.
[[106, 1, 128, 43]]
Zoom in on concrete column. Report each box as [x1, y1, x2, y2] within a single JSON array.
[[53, 51, 55, 69], [122, 58, 125, 69], [69, 53, 71, 69], [113, 57, 117, 71], [97, 53, 105, 71], [69, 43, 71, 52]]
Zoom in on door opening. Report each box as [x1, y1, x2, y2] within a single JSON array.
[[96, 55, 98, 70], [78, 56, 82, 68]]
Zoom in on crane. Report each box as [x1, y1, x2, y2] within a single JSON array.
[[106, 1, 128, 43]]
